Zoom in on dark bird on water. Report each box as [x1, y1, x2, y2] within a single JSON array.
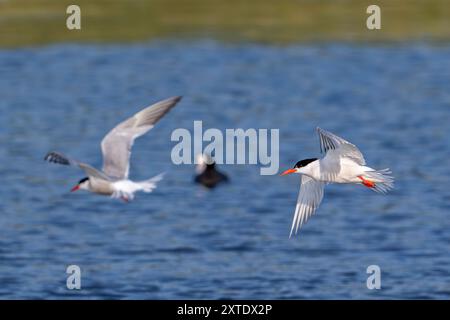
[[194, 154, 229, 189]]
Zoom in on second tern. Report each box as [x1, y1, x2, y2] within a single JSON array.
[[281, 127, 394, 237]]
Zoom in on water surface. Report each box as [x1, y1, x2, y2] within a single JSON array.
[[0, 41, 449, 299]]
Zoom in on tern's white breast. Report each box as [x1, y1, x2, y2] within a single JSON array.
[[315, 157, 367, 183], [112, 180, 141, 193]]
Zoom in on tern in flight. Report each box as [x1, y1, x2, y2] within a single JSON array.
[[281, 127, 394, 237], [45, 96, 182, 202]]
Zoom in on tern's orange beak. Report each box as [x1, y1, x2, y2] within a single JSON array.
[[280, 168, 296, 176], [70, 185, 80, 192]]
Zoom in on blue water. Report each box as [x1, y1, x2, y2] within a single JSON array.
[[0, 41, 449, 299]]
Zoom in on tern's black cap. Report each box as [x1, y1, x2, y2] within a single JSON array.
[[294, 158, 318, 168], [78, 177, 89, 184]]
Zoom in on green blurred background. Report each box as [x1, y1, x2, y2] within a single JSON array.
[[0, 0, 449, 47]]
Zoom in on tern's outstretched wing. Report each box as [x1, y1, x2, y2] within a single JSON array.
[[44, 151, 111, 181], [100, 96, 182, 179], [316, 127, 366, 165], [290, 175, 325, 237]]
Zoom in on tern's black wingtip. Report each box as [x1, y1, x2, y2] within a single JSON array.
[[44, 151, 70, 165]]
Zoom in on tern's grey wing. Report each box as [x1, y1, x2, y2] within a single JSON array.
[[316, 127, 366, 165], [290, 175, 325, 238], [44, 151, 111, 180], [100, 96, 182, 179]]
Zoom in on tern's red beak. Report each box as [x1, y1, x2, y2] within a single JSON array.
[[280, 168, 296, 176], [70, 185, 80, 192]]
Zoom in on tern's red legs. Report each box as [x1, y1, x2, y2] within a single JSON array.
[[358, 176, 376, 188]]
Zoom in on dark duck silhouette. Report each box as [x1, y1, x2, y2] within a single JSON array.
[[194, 154, 229, 188]]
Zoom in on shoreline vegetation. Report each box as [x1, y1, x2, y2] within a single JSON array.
[[0, 0, 449, 48]]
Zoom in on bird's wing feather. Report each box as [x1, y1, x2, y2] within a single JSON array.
[[100, 96, 182, 179], [290, 175, 325, 237], [316, 127, 366, 165], [44, 151, 111, 180]]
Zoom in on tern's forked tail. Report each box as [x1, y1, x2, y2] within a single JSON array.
[[111, 173, 165, 201], [138, 173, 165, 193], [362, 168, 394, 194]]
